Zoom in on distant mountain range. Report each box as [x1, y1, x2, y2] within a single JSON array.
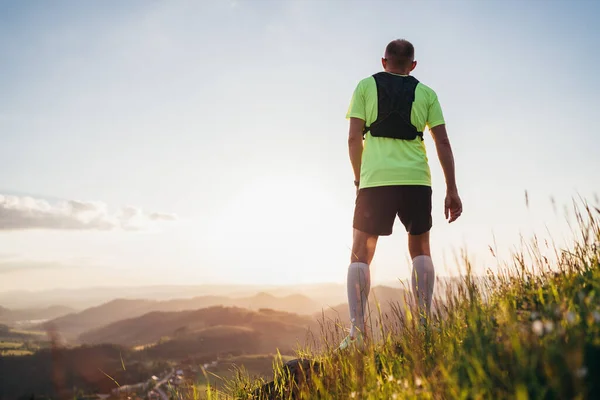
[[38, 292, 324, 340], [56, 285, 411, 346], [32, 279, 479, 342], [0, 277, 483, 309], [78, 305, 318, 352]]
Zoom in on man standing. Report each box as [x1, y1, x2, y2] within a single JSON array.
[[340, 39, 462, 350]]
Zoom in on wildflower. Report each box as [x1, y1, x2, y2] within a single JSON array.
[[350, 391, 356, 398], [543, 320, 554, 333], [593, 311, 600, 323], [566, 311, 576, 324], [415, 377, 423, 388], [575, 367, 588, 378], [532, 320, 544, 336], [387, 374, 394, 382], [398, 379, 409, 389], [392, 394, 398, 399]]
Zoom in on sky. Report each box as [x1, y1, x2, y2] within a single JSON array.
[[0, 0, 599, 292]]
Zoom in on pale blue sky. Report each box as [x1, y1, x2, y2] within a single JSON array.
[[0, 0, 598, 291]]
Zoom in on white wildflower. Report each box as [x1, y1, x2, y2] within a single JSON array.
[[415, 377, 423, 388], [399, 379, 409, 389], [575, 367, 588, 378], [392, 394, 398, 400], [387, 374, 394, 382], [593, 311, 600, 323], [532, 320, 544, 336], [350, 391, 356, 398], [566, 311, 576, 324], [544, 320, 554, 333]]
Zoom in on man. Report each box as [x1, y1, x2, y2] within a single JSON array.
[[340, 39, 462, 350]]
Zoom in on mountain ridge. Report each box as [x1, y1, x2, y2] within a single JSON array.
[[39, 292, 323, 340]]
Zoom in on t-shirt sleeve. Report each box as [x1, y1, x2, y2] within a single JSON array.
[[426, 92, 445, 129], [345, 81, 366, 121]]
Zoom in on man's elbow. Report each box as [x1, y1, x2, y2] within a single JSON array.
[[435, 136, 452, 147], [348, 134, 363, 146]]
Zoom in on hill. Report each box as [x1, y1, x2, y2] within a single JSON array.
[[78, 306, 318, 355], [0, 306, 317, 399], [39, 292, 321, 340]]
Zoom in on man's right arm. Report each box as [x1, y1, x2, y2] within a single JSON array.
[[430, 124, 462, 222]]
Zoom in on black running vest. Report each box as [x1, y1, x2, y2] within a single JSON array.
[[362, 72, 423, 141]]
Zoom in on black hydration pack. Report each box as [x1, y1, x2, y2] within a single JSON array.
[[363, 72, 423, 141]]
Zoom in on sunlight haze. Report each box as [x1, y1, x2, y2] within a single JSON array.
[[1, 0, 599, 292]]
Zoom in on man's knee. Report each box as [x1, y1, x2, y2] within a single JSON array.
[[408, 231, 431, 258], [351, 229, 378, 264]]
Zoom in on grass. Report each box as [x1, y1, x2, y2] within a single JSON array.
[[163, 354, 297, 398], [175, 197, 600, 399], [0, 341, 23, 349]]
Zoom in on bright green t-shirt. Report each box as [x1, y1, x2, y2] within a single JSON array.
[[346, 72, 445, 188]]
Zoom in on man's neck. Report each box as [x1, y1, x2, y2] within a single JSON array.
[[384, 68, 410, 75]]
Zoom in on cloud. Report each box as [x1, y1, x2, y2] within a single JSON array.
[[0, 194, 177, 231]]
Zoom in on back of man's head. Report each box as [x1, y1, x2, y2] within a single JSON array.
[[384, 39, 415, 70]]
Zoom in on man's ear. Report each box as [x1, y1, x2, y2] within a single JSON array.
[[410, 60, 417, 71], [381, 57, 387, 70]]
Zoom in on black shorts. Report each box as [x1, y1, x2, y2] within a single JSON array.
[[353, 185, 432, 236]]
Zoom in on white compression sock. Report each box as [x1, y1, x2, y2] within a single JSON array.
[[347, 262, 370, 338], [411, 255, 435, 319]]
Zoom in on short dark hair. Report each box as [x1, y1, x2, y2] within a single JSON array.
[[384, 39, 415, 69]]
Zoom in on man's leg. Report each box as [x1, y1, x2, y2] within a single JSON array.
[[345, 186, 396, 345], [347, 229, 378, 339], [409, 232, 435, 318], [397, 186, 435, 321]]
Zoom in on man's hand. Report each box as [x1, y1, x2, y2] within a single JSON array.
[[444, 189, 462, 223]]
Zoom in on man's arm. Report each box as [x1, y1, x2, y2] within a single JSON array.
[[430, 124, 457, 191], [430, 124, 462, 222], [348, 117, 365, 186]]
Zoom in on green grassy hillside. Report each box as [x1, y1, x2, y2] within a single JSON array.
[[185, 200, 600, 399]]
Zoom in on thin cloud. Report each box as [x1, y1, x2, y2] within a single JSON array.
[[0, 260, 73, 274], [0, 194, 177, 231], [148, 212, 177, 221]]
